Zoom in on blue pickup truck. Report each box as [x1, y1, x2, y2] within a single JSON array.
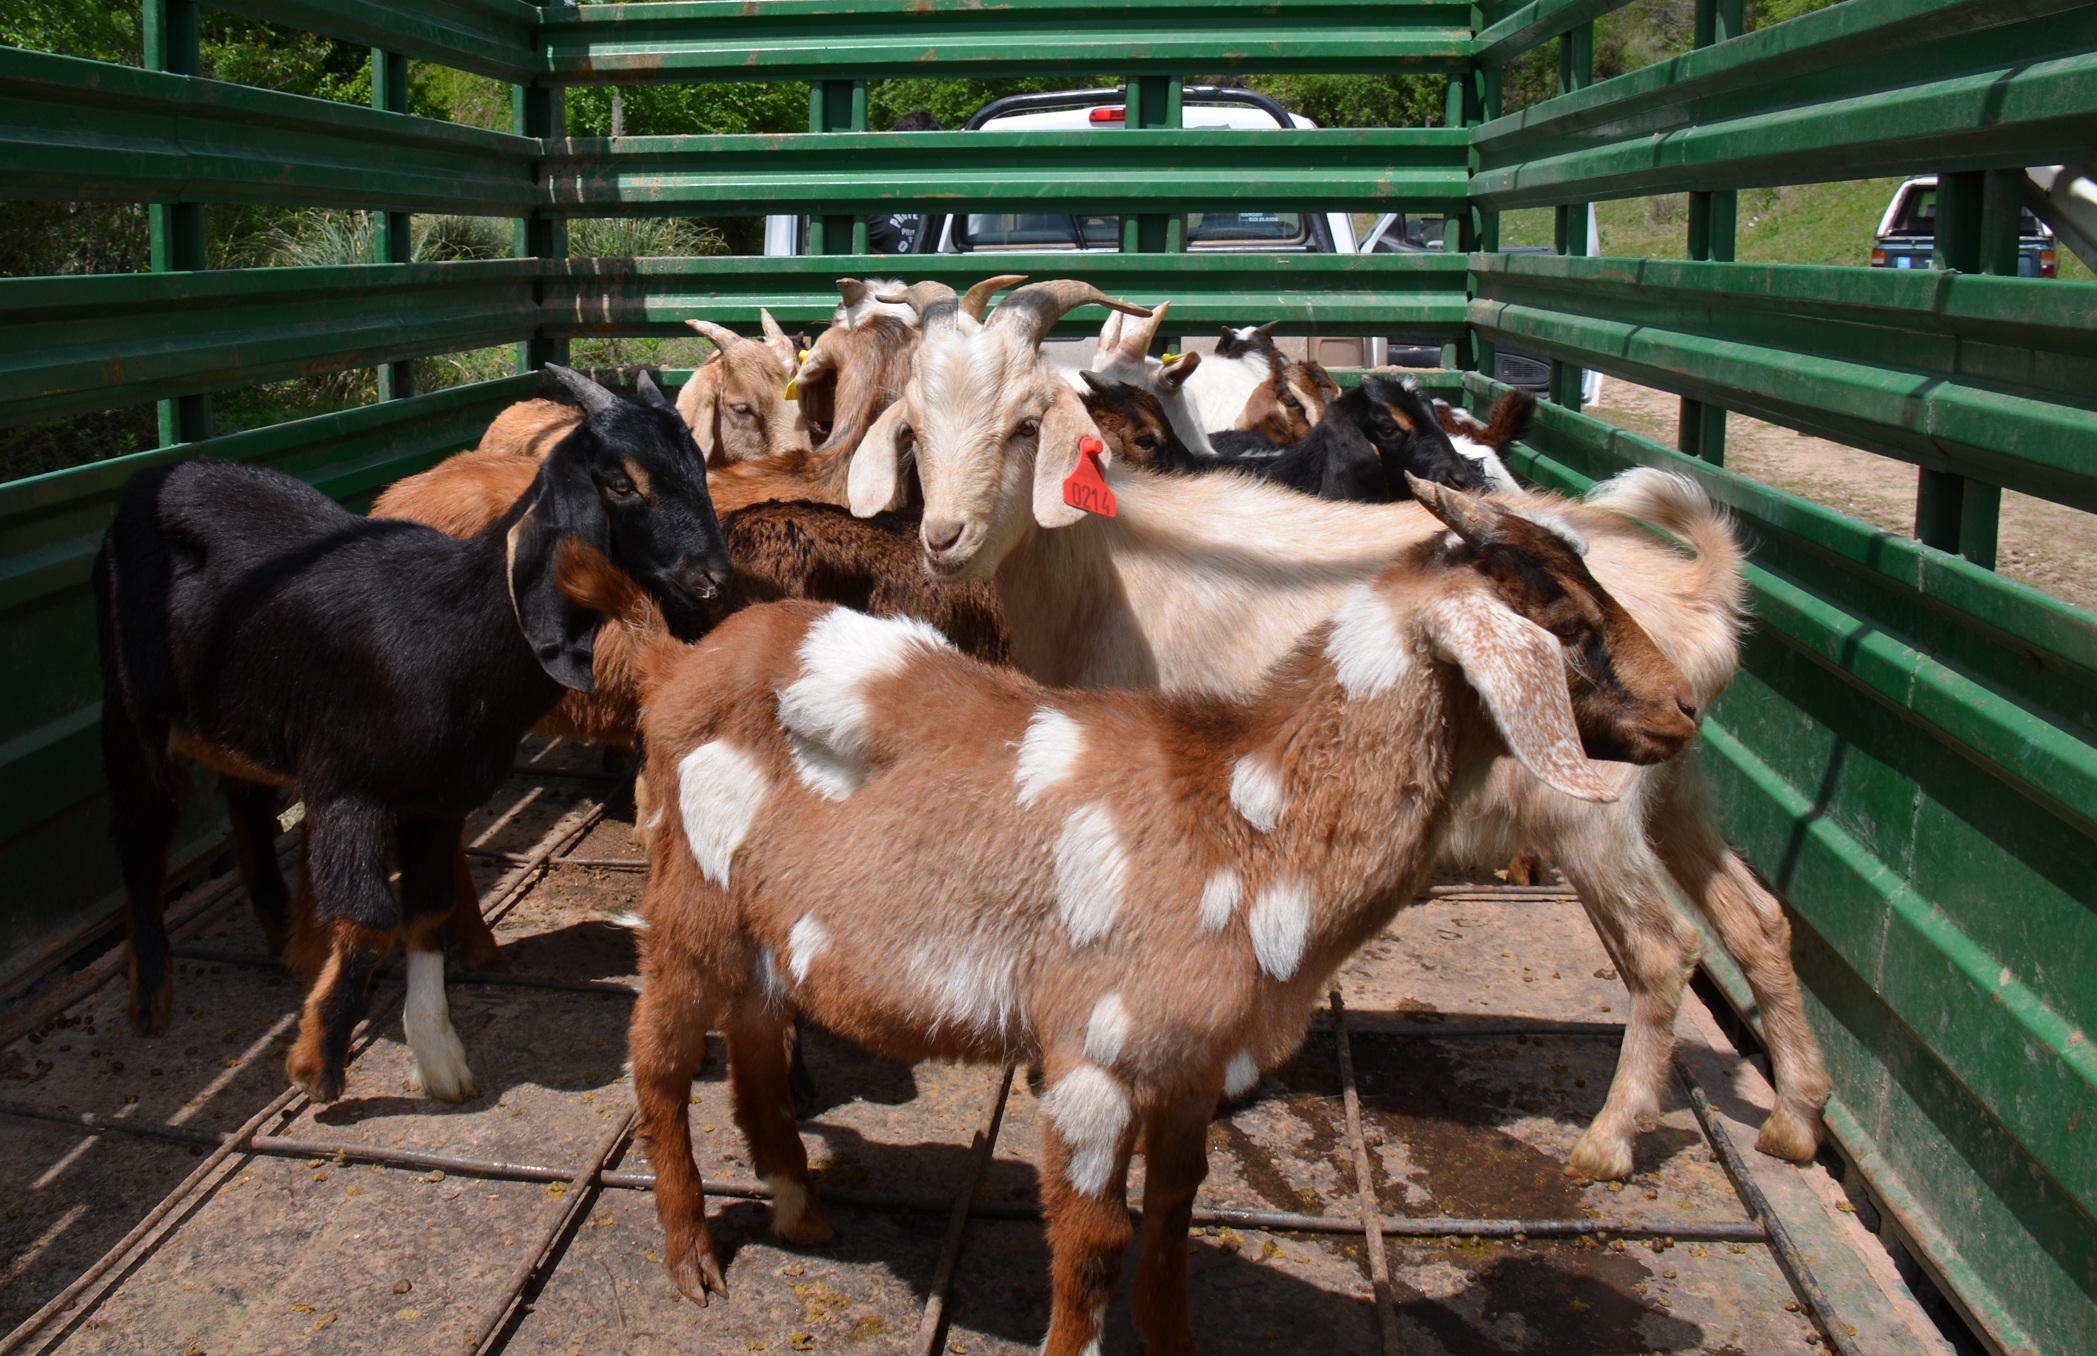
[[1871, 175, 2058, 276]]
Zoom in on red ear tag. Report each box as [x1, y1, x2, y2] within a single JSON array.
[[1061, 436, 1117, 518]]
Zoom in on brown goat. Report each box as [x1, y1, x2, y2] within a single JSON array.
[[622, 478, 1696, 1351], [679, 311, 811, 465]]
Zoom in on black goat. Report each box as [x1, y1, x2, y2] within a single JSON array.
[[95, 365, 731, 1104], [1201, 371, 1486, 502]]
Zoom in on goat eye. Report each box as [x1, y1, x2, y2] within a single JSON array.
[[1016, 418, 1041, 439], [1135, 434, 1157, 448], [605, 474, 637, 499], [731, 403, 753, 417]]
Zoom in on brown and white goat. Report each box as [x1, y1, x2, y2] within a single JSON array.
[[849, 291, 1832, 1178], [624, 479, 1696, 1353], [1178, 320, 1333, 443], [678, 310, 811, 465], [1432, 389, 1533, 494]]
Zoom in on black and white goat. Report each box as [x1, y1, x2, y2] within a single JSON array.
[[95, 365, 732, 1103], [1201, 371, 1487, 502]]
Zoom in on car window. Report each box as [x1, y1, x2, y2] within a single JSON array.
[[1886, 187, 2046, 238], [959, 213, 1122, 251], [1188, 211, 1307, 245]]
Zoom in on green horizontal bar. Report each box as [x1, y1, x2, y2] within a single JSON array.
[[1467, 255, 2097, 512], [541, 252, 1470, 336], [206, 0, 537, 84], [0, 260, 541, 427], [544, 128, 1469, 216], [1473, 1, 2097, 205], [1472, 0, 1627, 68], [0, 47, 536, 216], [0, 705, 99, 847], [544, 0, 1471, 82]]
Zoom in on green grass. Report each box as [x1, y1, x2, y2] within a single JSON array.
[[1497, 178, 1905, 266]]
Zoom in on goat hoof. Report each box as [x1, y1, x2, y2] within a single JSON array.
[[767, 1177, 836, 1246], [286, 1059, 344, 1105], [408, 1057, 481, 1104], [1567, 1132, 1633, 1182], [1755, 1106, 1823, 1164], [669, 1246, 728, 1305], [462, 941, 510, 975]]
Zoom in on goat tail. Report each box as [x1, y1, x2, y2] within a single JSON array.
[[1585, 467, 1747, 626], [94, 468, 183, 800]]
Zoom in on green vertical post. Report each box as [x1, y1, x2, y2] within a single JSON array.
[[1441, 76, 1472, 373], [1471, 60, 1501, 385], [1122, 78, 1183, 260], [372, 49, 413, 400], [1680, 0, 1741, 465], [514, 84, 568, 374], [146, 0, 210, 446], [1914, 169, 2000, 567], [809, 80, 868, 256], [1547, 23, 1592, 410]]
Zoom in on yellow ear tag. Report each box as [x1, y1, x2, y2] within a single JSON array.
[[784, 378, 797, 400], [1162, 352, 1183, 364], [798, 349, 810, 363]]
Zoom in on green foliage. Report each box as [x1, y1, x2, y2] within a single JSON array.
[[566, 83, 810, 136], [1237, 74, 1446, 128], [199, 14, 369, 103], [0, 0, 138, 63], [1752, 0, 1846, 23]]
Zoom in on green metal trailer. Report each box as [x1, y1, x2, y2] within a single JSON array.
[[0, 1, 2093, 1350]]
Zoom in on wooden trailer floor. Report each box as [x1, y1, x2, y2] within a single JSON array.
[[1, 741, 1953, 1356]]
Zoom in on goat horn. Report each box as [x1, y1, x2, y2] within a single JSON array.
[[835, 277, 867, 307], [686, 319, 742, 353], [758, 308, 791, 348], [960, 274, 1027, 321], [872, 280, 959, 316], [1406, 473, 1500, 545], [986, 280, 1151, 349], [1122, 298, 1170, 356], [544, 363, 619, 415], [1256, 319, 1280, 335]]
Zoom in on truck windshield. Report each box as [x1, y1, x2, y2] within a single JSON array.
[[1888, 187, 2044, 237], [958, 210, 1311, 250]]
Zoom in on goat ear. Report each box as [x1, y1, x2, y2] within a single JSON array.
[[506, 446, 608, 693], [847, 400, 911, 516], [1422, 594, 1617, 802], [1033, 383, 1103, 530], [1159, 350, 1200, 393], [675, 364, 723, 465], [635, 369, 677, 415]]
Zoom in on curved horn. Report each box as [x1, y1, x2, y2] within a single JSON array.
[[872, 280, 959, 315], [544, 362, 618, 415], [986, 280, 1151, 349], [1407, 473, 1503, 546], [758, 308, 791, 348], [685, 319, 742, 354], [960, 274, 1027, 321], [1120, 298, 1170, 357]]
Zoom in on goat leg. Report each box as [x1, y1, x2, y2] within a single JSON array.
[[1039, 1066, 1138, 1356], [103, 701, 177, 1037], [401, 817, 482, 1102], [631, 980, 727, 1303], [221, 774, 292, 956], [1128, 1088, 1217, 1356], [284, 794, 397, 1102], [727, 1004, 834, 1246], [443, 840, 509, 974]]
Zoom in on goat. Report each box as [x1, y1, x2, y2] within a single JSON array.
[[622, 478, 1696, 1352], [1199, 371, 1489, 503], [1077, 372, 1200, 474], [1087, 302, 1212, 456], [96, 365, 733, 1104], [677, 311, 810, 466], [1211, 320, 1335, 442], [849, 290, 1833, 1178], [1431, 389, 1532, 494]]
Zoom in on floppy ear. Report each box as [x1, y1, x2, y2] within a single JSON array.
[[674, 359, 724, 464], [847, 399, 912, 516], [1159, 350, 1200, 393], [1422, 594, 1617, 801], [506, 443, 609, 693], [1033, 383, 1105, 529]]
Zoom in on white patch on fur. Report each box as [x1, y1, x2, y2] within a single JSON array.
[[777, 609, 950, 799], [904, 917, 1026, 1041], [1436, 398, 1486, 431], [1084, 993, 1130, 1066], [752, 944, 788, 1011], [1247, 879, 1312, 981], [1229, 754, 1287, 832], [1198, 868, 1242, 932], [787, 914, 830, 983], [404, 949, 478, 1102], [1015, 707, 1085, 807], [839, 277, 914, 327], [766, 1173, 814, 1234], [612, 911, 648, 932], [1042, 1063, 1131, 1197], [1224, 1049, 1260, 1098], [1055, 803, 1126, 947], [1508, 505, 1589, 554], [677, 741, 769, 886], [1324, 583, 1412, 699], [1449, 433, 1521, 495]]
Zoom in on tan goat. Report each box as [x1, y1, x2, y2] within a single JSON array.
[[620, 478, 1697, 1353], [678, 310, 810, 465]]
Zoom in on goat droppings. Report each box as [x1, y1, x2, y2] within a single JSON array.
[[1247, 879, 1313, 981], [1014, 707, 1085, 807], [1043, 1063, 1131, 1197], [677, 741, 770, 886], [1198, 868, 1243, 933], [1228, 754, 1287, 833], [1324, 583, 1412, 699], [1054, 803, 1127, 947]]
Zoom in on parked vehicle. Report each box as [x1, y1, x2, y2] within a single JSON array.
[[764, 87, 1379, 369], [1871, 175, 2057, 275]]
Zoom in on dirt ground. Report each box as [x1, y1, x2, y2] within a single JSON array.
[[1, 744, 1954, 1355], [1584, 380, 2097, 614]]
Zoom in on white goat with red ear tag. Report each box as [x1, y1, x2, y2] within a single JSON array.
[[628, 475, 1692, 1354], [845, 278, 1152, 561]]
